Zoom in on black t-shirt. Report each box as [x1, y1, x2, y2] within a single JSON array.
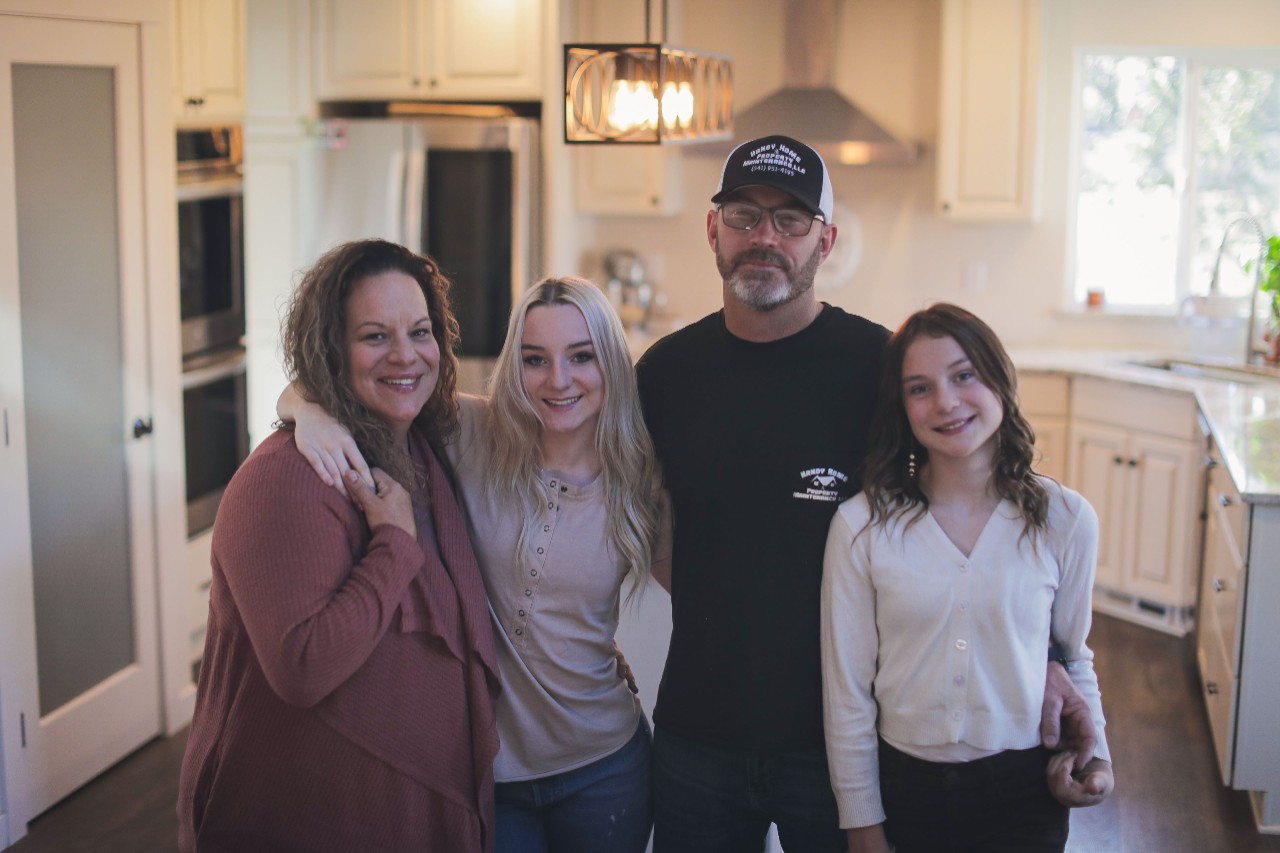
[[636, 304, 889, 754]]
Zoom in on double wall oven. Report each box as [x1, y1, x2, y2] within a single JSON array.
[[178, 126, 248, 536]]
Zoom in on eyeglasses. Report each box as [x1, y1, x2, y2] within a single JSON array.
[[717, 200, 824, 237]]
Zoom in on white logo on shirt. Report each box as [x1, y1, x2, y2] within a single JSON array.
[[793, 467, 849, 503]]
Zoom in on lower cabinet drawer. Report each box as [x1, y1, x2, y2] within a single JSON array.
[[1197, 627, 1239, 786]]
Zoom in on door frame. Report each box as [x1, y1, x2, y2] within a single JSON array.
[[0, 1, 189, 844]]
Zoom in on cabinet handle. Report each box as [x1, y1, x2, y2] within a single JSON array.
[[132, 417, 154, 439], [1206, 681, 1220, 695], [1213, 577, 1226, 593], [1219, 493, 1233, 508]]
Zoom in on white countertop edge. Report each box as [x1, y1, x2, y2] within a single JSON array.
[[1010, 349, 1280, 506]]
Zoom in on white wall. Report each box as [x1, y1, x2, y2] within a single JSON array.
[[570, 0, 1280, 353]]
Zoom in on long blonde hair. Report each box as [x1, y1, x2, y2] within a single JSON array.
[[485, 277, 661, 601]]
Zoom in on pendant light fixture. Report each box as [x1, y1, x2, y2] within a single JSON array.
[[564, 0, 733, 144]]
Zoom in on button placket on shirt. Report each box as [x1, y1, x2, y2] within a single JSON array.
[[511, 476, 563, 649], [946, 558, 974, 736]]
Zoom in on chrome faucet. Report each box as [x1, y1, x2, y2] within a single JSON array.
[[1207, 213, 1267, 364]]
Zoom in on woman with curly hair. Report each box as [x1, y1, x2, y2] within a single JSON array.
[[280, 276, 669, 853], [821, 303, 1114, 853], [178, 239, 501, 852]]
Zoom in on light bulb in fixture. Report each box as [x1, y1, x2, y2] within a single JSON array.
[[610, 79, 658, 132], [661, 81, 695, 128]]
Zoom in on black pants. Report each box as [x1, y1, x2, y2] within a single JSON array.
[[879, 740, 1069, 853]]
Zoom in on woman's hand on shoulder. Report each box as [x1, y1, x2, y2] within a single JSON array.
[[1047, 752, 1114, 808], [345, 468, 415, 538], [278, 382, 371, 496]]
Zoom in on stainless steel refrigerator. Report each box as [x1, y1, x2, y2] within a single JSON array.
[[308, 112, 540, 374]]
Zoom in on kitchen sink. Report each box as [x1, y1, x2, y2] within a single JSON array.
[[1126, 357, 1280, 384]]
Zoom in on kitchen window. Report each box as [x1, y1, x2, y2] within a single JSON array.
[[1070, 50, 1280, 310]]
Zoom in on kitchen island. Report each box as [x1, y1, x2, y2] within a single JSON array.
[[1011, 349, 1280, 834]]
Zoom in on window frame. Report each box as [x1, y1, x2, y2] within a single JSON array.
[[1065, 45, 1280, 313]]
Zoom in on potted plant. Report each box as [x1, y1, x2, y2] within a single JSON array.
[[1253, 236, 1280, 364]]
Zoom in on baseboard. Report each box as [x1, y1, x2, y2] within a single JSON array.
[[1092, 587, 1192, 637], [1250, 791, 1280, 835]]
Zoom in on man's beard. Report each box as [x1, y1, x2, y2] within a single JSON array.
[[717, 242, 822, 311]]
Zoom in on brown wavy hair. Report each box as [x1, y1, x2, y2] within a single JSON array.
[[860, 302, 1048, 539], [280, 239, 460, 487]]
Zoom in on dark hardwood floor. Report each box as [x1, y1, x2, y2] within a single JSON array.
[[1067, 615, 1280, 853], [7, 727, 186, 853], [6, 614, 1280, 852]]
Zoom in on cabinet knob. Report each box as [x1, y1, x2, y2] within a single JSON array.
[[132, 417, 154, 439], [1206, 681, 1220, 695], [1113, 455, 1124, 466], [1219, 493, 1233, 508], [1128, 457, 1139, 468], [1213, 577, 1226, 593], [411, 77, 421, 87]]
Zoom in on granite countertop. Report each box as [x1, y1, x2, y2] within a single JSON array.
[[1010, 349, 1280, 506]]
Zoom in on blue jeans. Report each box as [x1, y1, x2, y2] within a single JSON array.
[[495, 718, 653, 853], [651, 727, 845, 853]]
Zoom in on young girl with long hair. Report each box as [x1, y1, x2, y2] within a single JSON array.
[[821, 303, 1113, 853], [281, 276, 668, 853]]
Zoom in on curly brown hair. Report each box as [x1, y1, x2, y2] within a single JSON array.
[[861, 302, 1049, 539], [280, 239, 460, 488]]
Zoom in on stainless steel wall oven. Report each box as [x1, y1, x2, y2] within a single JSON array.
[[178, 126, 249, 535], [177, 125, 244, 359], [183, 348, 249, 535]]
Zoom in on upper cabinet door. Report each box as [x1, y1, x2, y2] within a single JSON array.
[[313, 0, 543, 101], [424, 0, 542, 99], [313, 0, 420, 100], [936, 0, 1043, 221], [174, 0, 246, 123]]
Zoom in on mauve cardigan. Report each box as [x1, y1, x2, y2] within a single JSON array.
[[177, 427, 500, 852]]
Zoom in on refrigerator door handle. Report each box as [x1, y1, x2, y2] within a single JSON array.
[[404, 145, 425, 254], [387, 146, 408, 246]]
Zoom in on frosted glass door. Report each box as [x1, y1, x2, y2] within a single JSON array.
[[0, 15, 161, 829]]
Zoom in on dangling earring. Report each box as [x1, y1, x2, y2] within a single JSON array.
[[907, 450, 917, 479]]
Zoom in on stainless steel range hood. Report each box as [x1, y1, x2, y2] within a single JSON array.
[[727, 0, 918, 165]]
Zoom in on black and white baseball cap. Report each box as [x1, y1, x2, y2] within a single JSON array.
[[711, 135, 834, 222]]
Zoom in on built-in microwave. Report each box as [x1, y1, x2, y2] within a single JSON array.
[[177, 126, 244, 360], [183, 346, 250, 536]]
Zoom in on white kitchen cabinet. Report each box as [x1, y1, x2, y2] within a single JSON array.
[[1196, 439, 1280, 831], [1197, 445, 1245, 785], [173, 0, 245, 123], [936, 0, 1042, 221], [1069, 377, 1200, 633], [312, 0, 543, 101], [575, 147, 684, 216], [1017, 370, 1068, 483]]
